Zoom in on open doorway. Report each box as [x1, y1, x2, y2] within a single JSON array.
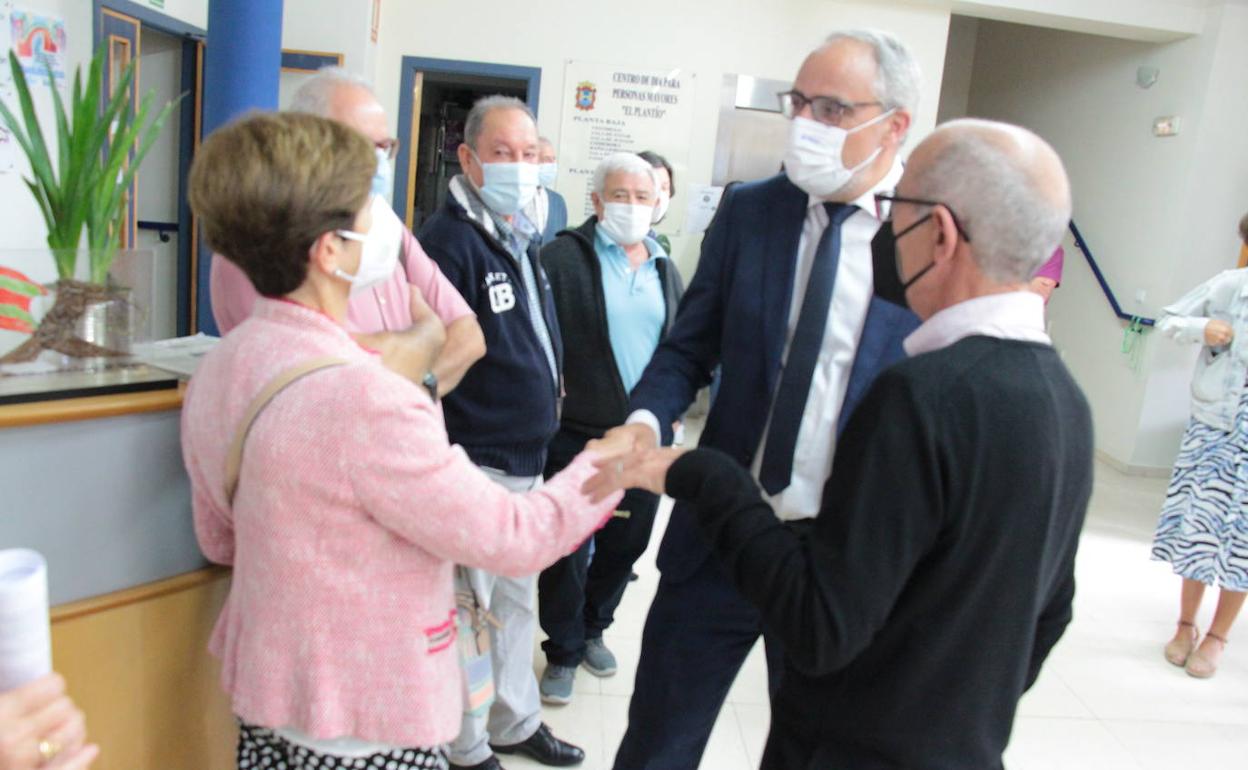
[[95, 2, 204, 336], [394, 57, 541, 231], [410, 73, 527, 229]]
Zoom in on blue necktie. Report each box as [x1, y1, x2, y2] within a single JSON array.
[[759, 202, 857, 496]]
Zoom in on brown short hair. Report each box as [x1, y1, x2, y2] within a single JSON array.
[[1240, 212, 1248, 246], [189, 111, 374, 297]]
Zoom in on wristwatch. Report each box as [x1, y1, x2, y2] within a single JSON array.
[[421, 370, 439, 403]]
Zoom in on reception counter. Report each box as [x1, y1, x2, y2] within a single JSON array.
[[0, 386, 236, 769]]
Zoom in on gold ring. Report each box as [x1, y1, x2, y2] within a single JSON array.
[[38, 738, 62, 763]]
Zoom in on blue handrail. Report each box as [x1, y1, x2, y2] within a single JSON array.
[[1068, 220, 1156, 327]]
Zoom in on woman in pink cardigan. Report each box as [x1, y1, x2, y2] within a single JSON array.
[[183, 112, 623, 770]]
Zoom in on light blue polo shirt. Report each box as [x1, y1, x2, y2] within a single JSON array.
[[594, 228, 668, 393]]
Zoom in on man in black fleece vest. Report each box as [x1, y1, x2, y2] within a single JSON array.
[[586, 119, 1094, 769], [536, 153, 684, 705]]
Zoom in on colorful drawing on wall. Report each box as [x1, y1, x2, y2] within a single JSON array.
[[0, 266, 47, 334], [9, 7, 67, 87]]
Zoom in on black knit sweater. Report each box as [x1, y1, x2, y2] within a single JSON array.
[[667, 335, 1094, 769], [541, 217, 684, 439]]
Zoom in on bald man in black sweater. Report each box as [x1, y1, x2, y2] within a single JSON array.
[[586, 119, 1093, 769]]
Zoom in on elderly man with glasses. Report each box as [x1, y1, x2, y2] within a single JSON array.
[[599, 30, 923, 770]]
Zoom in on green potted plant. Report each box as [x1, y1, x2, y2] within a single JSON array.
[[0, 48, 181, 364]]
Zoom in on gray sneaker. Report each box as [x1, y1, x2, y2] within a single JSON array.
[[582, 638, 618, 677], [539, 664, 575, 705]]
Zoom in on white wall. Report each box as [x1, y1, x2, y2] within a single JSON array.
[[281, 0, 375, 81], [153, 0, 207, 31], [936, 15, 979, 124], [963, 2, 1248, 469], [946, 0, 1209, 40]]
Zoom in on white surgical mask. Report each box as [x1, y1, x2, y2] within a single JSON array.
[[472, 150, 539, 215], [333, 195, 401, 294], [783, 110, 895, 199], [651, 189, 671, 225], [599, 202, 654, 246], [372, 147, 395, 204], [538, 162, 558, 189]]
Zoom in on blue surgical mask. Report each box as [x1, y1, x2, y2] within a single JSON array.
[[538, 162, 558, 189], [471, 150, 539, 215], [372, 147, 394, 203]]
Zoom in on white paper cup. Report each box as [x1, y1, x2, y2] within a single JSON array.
[[0, 549, 52, 691]]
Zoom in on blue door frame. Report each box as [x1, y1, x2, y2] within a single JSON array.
[[93, 0, 205, 336], [394, 56, 542, 229]]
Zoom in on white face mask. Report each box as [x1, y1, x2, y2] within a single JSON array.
[[783, 110, 895, 199], [538, 162, 558, 189], [471, 150, 540, 215], [651, 189, 671, 225], [333, 195, 401, 294], [599, 202, 654, 246]]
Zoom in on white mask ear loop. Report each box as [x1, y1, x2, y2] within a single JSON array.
[[845, 107, 896, 173], [331, 229, 369, 282]]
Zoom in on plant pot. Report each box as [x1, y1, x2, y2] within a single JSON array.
[[0, 249, 154, 372]]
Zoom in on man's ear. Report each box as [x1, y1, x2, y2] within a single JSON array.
[[931, 206, 960, 264], [456, 143, 474, 170], [885, 110, 912, 149]]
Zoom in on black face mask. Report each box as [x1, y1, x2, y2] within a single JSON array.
[[872, 214, 935, 311]]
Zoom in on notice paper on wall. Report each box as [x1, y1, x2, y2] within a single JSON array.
[[682, 184, 724, 236], [0, 548, 52, 691], [556, 60, 696, 235]]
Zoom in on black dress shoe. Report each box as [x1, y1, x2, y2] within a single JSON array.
[[449, 756, 504, 770], [490, 722, 585, 766]]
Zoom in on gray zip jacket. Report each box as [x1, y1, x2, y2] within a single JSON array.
[[1158, 268, 1248, 431]]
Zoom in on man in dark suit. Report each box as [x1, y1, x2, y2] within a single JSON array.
[[602, 30, 925, 770]]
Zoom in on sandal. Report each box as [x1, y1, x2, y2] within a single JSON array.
[[1185, 632, 1228, 679], [1164, 620, 1199, 667]]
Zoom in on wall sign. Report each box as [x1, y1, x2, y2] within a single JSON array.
[[555, 60, 695, 234]]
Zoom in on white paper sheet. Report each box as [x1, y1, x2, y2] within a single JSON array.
[[130, 332, 220, 378], [683, 184, 724, 235], [0, 548, 51, 691]]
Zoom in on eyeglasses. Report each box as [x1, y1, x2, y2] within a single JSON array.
[[778, 89, 882, 126], [375, 137, 400, 160], [873, 192, 972, 243]]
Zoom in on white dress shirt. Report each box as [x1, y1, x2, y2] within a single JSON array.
[[903, 290, 1050, 357], [747, 160, 905, 521]]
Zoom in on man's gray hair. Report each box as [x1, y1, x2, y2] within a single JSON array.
[[908, 121, 1072, 284], [464, 95, 536, 151], [288, 66, 374, 117], [592, 152, 657, 197], [825, 30, 922, 115]]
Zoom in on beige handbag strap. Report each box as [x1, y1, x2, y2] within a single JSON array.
[[224, 356, 348, 506]]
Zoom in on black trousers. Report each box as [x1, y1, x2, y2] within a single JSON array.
[[538, 429, 661, 667], [610, 551, 786, 770]]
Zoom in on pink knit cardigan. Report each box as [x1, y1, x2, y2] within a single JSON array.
[[181, 298, 620, 746]]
